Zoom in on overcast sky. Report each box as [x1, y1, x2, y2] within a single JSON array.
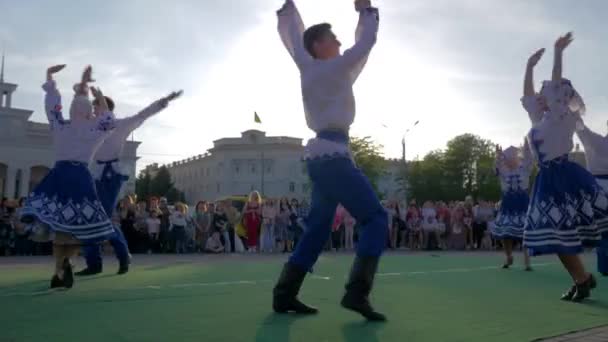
[[2, 0, 607, 170]]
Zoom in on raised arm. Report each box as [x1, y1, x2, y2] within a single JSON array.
[[332, 6, 379, 79], [577, 122, 608, 156], [43, 64, 67, 128], [118, 90, 183, 133], [552, 32, 572, 82], [521, 48, 545, 124], [524, 48, 544, 97], [277, 0, 312, 69]]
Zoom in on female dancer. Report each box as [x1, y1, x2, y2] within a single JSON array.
[[21, 65, 116, 289], [522, 32, 608, 301], [492, 144, 532, 270]]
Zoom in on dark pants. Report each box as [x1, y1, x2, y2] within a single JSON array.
[[82, 160, 130, 268], [472, 222, 487, 248], [289, 152, 388, 271], [172, 226, 187, 254]]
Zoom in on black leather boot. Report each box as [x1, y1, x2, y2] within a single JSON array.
[[62, 258, 74, 289], [341, 256, 386, 321], [272, 263, 318, 314]]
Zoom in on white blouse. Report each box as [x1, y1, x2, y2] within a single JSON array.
[[277, 1, 379, 159], [495, 146, 533, 192], [577, 124, 608, 176], [522, 78, 585, 164], [43, 80, 115, 163]]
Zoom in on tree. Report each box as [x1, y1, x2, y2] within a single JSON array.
[[135, 171, 152, 202], [350, 136, 387, 194], [404, 134, 501, 202], [443, 134, 499, 201], [149, 166, 173, 198]]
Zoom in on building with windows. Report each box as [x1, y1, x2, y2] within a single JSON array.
[[154, 130, 310, 202]]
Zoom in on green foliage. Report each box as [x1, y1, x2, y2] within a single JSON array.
[[405, 134, 501, 202], [136, 166, 185, 203], [350, 136, 387, 194]]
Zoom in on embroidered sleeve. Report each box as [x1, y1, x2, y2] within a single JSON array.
[[277, 0, 313, 69], [42, 80, 66, 129], [95, 111, 116, 132], [118, 99, 167, 133], [520, 95, 544, 124], [329, 7, 379, 79], [577, 124, 608, 156]]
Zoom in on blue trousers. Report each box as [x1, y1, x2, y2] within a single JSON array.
[[83, 160, 130, 268], [289, 149, 388, 271]]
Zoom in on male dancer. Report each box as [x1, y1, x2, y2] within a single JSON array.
[[76, 90, 182, 276], [273, 0, 387, 321]]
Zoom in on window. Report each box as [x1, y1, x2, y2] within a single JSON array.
[[289, 182, 295, 193], [216, 183, 221, 193], [251, 165, 256, 174], [266, 165, 272, 174], [235, 166, 240, 174], [206, 168, 210, 176]]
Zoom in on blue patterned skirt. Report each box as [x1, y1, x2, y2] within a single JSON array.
[[524, 157, 608, 256], [492, 190, 529, 240], [20, 160, 115, 243]]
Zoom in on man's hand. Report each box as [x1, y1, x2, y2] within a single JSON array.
[[355, 0, 371, 11], [527, 48, 545, 68], [277, 0, 294, 15], [46, 64, 66, 81], [159, 90, 183, 107]]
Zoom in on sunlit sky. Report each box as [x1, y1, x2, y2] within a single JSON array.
[[2, 0, 607, 171]]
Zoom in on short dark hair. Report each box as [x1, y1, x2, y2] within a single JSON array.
[[303, 23, 332, 58], [93, 96, 115, 111]]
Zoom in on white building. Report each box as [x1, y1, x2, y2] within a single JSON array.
[[157, 130, 310, 203], [0, 61, 139, 200]]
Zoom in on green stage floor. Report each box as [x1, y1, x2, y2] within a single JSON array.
[[1, 252, 607, 342]]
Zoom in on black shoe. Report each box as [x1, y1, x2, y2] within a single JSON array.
[[75, 267, 102, 276], [62, 258, 74, 289], [572, 274, 597, 303], [272, 263, 318, 314], [561, 285, 577, 301], [117, 263, 129, 275], [50, 275, 64, 289], [340, 256, 387, 322]]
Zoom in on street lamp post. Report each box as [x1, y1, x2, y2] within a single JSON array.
[[401, 120, 420, 203]]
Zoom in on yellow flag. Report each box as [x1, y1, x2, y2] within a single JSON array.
[[254, 112, 262, 124]]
